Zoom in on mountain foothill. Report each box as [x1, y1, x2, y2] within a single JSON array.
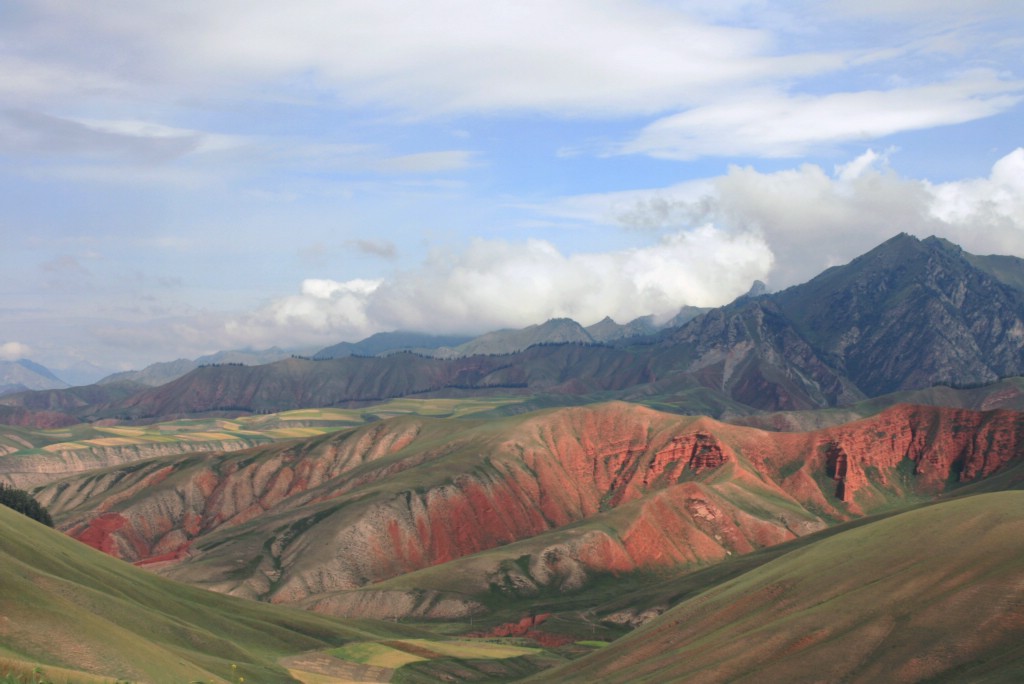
[[2, 232, 1023, 683]]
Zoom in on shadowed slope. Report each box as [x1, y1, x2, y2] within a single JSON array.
[[0, 504, 419, 683], [536, 491, 1024, 683]]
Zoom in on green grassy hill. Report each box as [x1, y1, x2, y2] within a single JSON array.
[[537, 491, 1024, 683], [0, 504, 426, 683]]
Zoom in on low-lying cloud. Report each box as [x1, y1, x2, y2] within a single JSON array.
[[213, 147, 1024, 350], [0, 342, 32, 361], [221, 226, 773, 348]]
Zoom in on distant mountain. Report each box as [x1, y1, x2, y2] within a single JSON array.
[[314, 331, 474, 359], [98, 347, 293, 387], [48, 359, 115, 387], [585, 315, 659, 342], [430, 317, 598, 358], [99, 358, 198, 387], [0, 359, 67, 396], [662, 304, 712, 329], [772, 233, 1024, 395], [5, 234, 1024, 424]]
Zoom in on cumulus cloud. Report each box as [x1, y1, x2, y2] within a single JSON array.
[[221, 148, 1024, 350], [218, 227, 772, 347], [553, 147, 1024, 288], [0, 342, 32, 361], [927, 148, 1024, 254]]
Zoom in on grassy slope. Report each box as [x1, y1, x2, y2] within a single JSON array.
[[537, 491, 1024, 683], [0, 505, 428, 684]]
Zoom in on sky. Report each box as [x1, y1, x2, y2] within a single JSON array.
[[1, 1, 1023, 379]]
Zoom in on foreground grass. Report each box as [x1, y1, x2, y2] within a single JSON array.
[[0, 505, 432, 683], [535, 491, 1024, 683]]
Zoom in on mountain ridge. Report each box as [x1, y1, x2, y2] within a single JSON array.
[[3, 234, 1024, 425]]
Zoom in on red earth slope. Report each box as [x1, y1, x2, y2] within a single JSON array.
[[37, 402, 1024, 614]]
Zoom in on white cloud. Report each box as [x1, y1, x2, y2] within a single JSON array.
[[216, 227, 773, 347], [2, 1, 1019, 175], [6, 1, 839, 118], [541, 147, 1024, 288], [619, 73, 1023, 159], [0, 342, 32, 361], [927, 148, 1024, 254], [0, 110, 204, 162]]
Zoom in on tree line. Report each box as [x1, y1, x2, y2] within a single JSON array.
[[0, 483, 53, 527]]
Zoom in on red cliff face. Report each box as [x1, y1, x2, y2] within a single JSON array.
[[41, 402, 1024, 613]]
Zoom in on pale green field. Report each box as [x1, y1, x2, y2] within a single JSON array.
[[0, 396, 524, 464], [399, 638, 540, 659], [329, 637, 540, 669], [330, 641, 426, 668]]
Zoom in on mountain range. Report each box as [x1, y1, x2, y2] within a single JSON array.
[[0, 358, 68, 396], [3, 232, 1024, 682], [3, 233, 1023, 427]]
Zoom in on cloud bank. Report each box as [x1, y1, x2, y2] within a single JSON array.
[[193, 147, 1024, 350], [221, 227, 772, 348]]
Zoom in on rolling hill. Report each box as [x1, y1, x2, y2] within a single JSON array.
[[536, 491, 1024, 683], [0, 502, 426, 683]]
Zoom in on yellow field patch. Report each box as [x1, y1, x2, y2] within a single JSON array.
[[265, 428, 327, 439], [177, 432, 236, 441], [274, 408, 360, 421], [94, 426, 146, 437], [85, 437, 140, 447], [331, 642, 425, 669], [42, 442, 87, 452], [396, 639, 539, 659]]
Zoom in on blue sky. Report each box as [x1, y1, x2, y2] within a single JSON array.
[[1, 0, 1022, 377]]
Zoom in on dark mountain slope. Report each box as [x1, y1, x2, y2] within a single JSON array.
[[774, 233, 1024, 395], [652, 298, 864, 411], [100, 345, 652, 421], [4, 234, 1024, 424]]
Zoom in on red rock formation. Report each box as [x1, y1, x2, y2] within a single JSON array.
[[39, 402, 1024, 613]]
